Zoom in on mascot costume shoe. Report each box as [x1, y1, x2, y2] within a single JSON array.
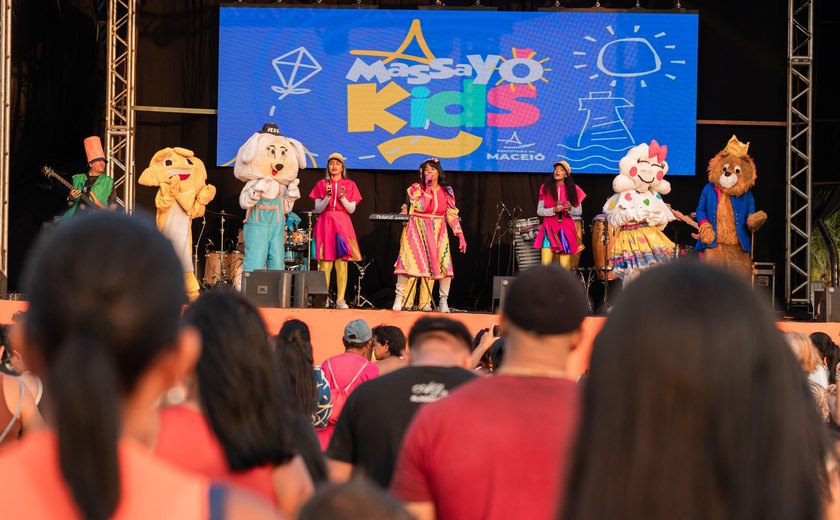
[[234, 123, 305, 273], [139, 147, 216, 301], [695, 135, 767, 277], [603, 139, 676, 287]]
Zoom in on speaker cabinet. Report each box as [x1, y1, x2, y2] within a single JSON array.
[[242, 270, 293, 308], [293, 270, 329, 309], [242, 270, 329, 308], [492, 276, 517, 313]]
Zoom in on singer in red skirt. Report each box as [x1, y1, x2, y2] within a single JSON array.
[[309, 153, 362, 309], [533, 161, 586, 269]]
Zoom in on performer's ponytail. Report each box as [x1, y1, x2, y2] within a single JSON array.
[[21, 213, 187, 519], [51, 335, 121, 520]]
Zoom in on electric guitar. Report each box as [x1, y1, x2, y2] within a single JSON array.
[[41, 165, 106, 209]]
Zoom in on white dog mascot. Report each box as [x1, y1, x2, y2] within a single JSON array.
[[603, 139, 676, 286], [234, 123, 306, 272]]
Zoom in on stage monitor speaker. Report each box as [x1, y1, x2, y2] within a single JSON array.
[[242, 270, 293, 308], [492, 276, 517, 313], [825, 288, 840, 323], [751, 262, 776, 310], [292, 270, 329, 309]]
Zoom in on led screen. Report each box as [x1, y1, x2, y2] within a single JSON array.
[[219, 7, 698, 174]]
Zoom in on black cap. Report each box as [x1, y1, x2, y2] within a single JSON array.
[[260, 123, 281, 136], [502, 265, 587, 335]]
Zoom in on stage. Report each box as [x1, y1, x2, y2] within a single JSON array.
[[2, 300, 838, 379]]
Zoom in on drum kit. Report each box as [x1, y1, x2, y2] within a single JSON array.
[[201, 209, 319, 289]]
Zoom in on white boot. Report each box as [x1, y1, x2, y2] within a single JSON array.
[[438, 277, 452, 313], [393, 275, 408, 311]]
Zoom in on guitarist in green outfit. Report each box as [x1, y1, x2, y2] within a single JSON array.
[[62, 136, 116, 222]]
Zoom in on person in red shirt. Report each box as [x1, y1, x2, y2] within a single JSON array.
[[0, 213, 278, 519], [390, 265, 588, 520], [154, 291, 314, 518]]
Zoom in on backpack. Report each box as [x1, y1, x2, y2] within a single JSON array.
[[324, 359, 370, 425]]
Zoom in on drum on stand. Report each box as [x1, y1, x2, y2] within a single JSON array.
[[284, 229, 310, 270], [570, 216, 585, 269], [591, 214, 617, 281], [204, 251, 244, 286]]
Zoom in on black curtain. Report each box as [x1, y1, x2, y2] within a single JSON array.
[[7, 0, 813, 311]]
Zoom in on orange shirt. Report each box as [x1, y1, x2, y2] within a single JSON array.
[[155, 405, 277, 507], [0, 429, 209, 520]]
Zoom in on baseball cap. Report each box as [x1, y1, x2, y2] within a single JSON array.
[[553, 160, 571, 173], [344, 319, 372, 343], [502, 265, 587, 335], [328, 152, 345, 164]]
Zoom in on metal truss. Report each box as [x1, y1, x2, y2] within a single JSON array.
[[1, 0, 11, 287], [106, 0, 137, 213], [786, 0, 814, 310]]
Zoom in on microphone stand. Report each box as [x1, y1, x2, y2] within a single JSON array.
[[601, 220, 610, 311], [194, 215, 207, 286]]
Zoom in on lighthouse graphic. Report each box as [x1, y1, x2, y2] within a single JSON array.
[[576, 91, 635, 148]]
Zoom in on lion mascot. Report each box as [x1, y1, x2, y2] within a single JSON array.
[[603, 139, 676, 287], [139, 147, 216, 301], [234, 123, 305, 273], [695, 135, 767, 277]]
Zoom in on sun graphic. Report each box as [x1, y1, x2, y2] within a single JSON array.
[[492, 48, 552, 91], [572, 25, 684, 88]]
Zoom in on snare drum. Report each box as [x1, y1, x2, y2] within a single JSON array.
[[591, 215, 617, 281], [204, 251, 244, 286], [570, 216, 585, 269]]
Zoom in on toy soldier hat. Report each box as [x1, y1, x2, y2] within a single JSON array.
[[84, 136, 106, 164], [260, 123, 281, 136]]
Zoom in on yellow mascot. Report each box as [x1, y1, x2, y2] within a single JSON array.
[[139, 147, 216, 300]]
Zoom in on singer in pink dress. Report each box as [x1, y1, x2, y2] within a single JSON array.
[[533, 161, 586, 269], [309, 153, 362, 309], [393, 158, 466, 313]]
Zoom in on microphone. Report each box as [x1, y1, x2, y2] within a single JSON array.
[[496, 201, 511, 215], [425, 175, 433, 187], [326, 176, 332, 195]]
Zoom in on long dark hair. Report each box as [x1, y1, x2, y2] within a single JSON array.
[[562, 262, 831, 520], [275, 319, 317, 417], [810, 332, 840, 384], [419, 159, 448, 189], [542, 165, 578, 207], [181, 290, 295, 471], [22, 213, 186, 520]]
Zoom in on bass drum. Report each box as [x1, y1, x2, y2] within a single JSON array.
[[204, 251, 244, 286], [591, 215, 617, 281], [570, 216, 585, 269]]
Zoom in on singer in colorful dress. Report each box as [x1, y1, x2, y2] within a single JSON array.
[[533, 160, 586, 269], [309, 152, 362, 309], [393, 158, 466, 313]]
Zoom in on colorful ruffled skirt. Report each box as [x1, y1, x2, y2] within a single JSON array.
[[609, 223, 675, 279], [394, 213, 453, 279]]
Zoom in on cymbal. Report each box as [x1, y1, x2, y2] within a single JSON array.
[[297, 209, 319, 215], [206, 210, 242, 217]]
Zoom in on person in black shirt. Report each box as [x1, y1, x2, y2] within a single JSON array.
[[326, 317, 476, 488]]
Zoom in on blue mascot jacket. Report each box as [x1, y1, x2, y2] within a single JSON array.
[[694, 182, 755, 253]]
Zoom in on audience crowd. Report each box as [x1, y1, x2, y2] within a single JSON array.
[[0, 212, 839, 519]]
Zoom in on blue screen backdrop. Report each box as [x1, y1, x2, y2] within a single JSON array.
[[218, 7, 698, 174]]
